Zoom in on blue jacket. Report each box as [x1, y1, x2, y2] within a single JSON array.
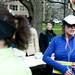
[[43, 34, 75, 74]]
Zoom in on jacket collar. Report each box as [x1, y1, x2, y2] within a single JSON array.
[[62, 33, 74, 41]]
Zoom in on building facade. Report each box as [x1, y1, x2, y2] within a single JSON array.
[[5, 1, 29, 17]]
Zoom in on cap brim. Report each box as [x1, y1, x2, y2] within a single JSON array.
[[64, 15, 75, 25]]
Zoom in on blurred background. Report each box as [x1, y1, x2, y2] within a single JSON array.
[[0, 0, 73, 35]]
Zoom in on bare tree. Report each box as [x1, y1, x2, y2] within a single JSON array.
[[19, 0, 43, 33]]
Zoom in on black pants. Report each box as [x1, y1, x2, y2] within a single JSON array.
[[30, 64, 53, 75], [45, 64, 53, 75]]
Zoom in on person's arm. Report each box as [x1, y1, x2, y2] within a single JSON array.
[[43, 38, 68, 74]]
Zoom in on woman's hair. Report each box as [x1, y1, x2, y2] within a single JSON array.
[[15, 15, 31, 50], [28, 16, 33, 24], [0, 4, 31, 50], [46, 20, 54, 26], [0, 4, 16, 46], [61, 20, 69, 33]]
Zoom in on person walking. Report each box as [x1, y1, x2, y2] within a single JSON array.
[[26, 16, 40, 56]]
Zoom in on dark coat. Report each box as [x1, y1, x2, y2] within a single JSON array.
[[39, 30, 56, 75], [39, 30, 56, 53]]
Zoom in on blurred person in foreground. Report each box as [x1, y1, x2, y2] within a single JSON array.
[[43, 15, 75, 75], [0, 4, 32, 75]]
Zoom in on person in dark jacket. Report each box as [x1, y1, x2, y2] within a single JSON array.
[[39, 20, 56, 75], [39, 20, 56, 53]]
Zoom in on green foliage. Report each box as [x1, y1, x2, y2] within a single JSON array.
[[53, 23, 62, 35]]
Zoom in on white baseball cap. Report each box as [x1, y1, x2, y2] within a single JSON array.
[[63, 15, 75, 25]]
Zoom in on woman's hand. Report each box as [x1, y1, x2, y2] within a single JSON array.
[[72, 62, 75, 70], [64, 70, 73, 75]]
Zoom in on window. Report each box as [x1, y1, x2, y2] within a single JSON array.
[[10, 5, 18, 11], [20, 5, 25, 11]]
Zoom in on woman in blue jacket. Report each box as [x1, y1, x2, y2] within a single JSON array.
[[43, 15, 75, 75]]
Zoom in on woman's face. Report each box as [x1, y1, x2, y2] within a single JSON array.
[[47, 23, 53, 30], [65, 25, 75, 36]]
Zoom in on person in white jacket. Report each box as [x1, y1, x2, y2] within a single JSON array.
[[26, 27, 40, 56], [26, 16, 40, 56]]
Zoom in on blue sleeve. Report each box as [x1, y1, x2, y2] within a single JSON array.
[[43, 38, 68, 74]]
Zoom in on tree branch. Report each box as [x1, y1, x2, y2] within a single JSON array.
[[47, 0, 67, 5]]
